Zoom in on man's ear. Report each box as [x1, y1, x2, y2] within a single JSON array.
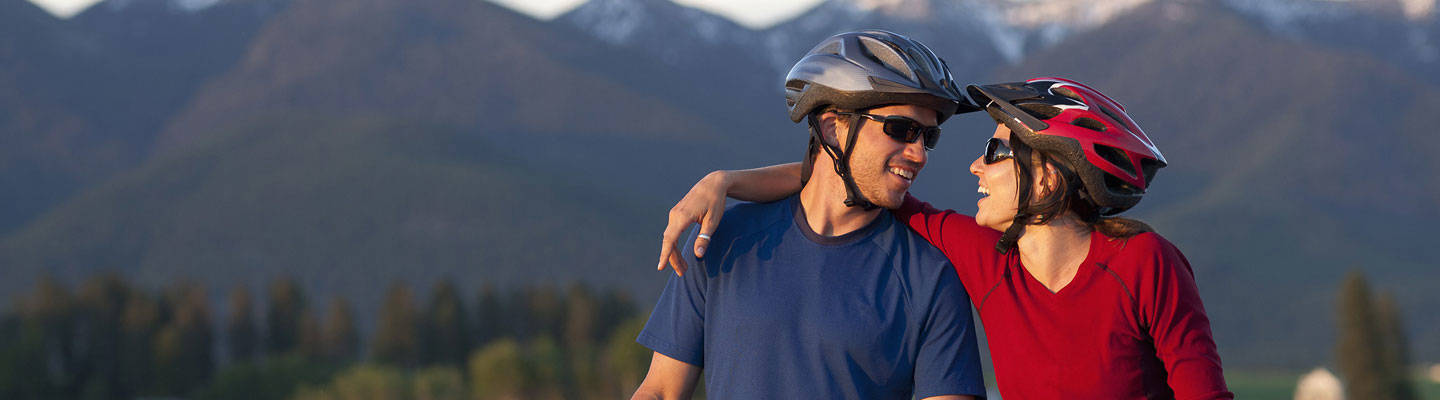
[[817, 111, 845, 148]]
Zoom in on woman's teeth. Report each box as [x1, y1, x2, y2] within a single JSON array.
[[977, 186, 989, 197]]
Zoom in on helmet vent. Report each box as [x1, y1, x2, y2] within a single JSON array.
[[786, 80, 808, 92], [1073, 117, 1107, 132], [1104, 173, 1143, 195], [1094, 144, 1135, 176], [816, 41, 841, 56], [1053, 86, 1084, 103], [1018, 103, 1061, 120], [858, 36, 913, 81], [1099, 105, 1129, 129]]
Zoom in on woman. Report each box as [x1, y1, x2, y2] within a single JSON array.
[[656, 77, 1232, 399]]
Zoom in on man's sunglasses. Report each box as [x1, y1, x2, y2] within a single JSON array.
[[835, 112, 941, 150], [984, 137, 1014, 164]]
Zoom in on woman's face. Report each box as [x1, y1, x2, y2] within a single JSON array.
[[971, 123, 1020, 231]]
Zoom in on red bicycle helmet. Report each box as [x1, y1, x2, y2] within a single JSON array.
[[967, 77, 1166, 215]]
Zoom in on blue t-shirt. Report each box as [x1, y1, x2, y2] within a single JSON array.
[[638, 195, 985, 399]]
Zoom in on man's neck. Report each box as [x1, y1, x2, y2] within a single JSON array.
[[797, 172, 883, 237]]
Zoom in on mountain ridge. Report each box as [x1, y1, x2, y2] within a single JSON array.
[[4, 0, 1439, 369]]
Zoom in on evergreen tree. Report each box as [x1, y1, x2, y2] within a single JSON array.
[[153, 282, 214, 396], [422, 281, 469, 367], [73, 273, 131, 399], [298, 310, 324, 360], [562, 283, 598, 350], [520, 286, 563, 341], [597, 289, 636, 342], [266, 276, 306, 355], [1, 312, 55, 399], [225, 285, 258, 363], [1375, 292, 1418, 400], [322, 297, 359, 364], [119, 292, 161, 396], [20, 275, 74, 398], [1336, 269, 1387, 400], [372, 282, 420, 367], [473, 285, 504, 345], [560, 284, 600, 397]]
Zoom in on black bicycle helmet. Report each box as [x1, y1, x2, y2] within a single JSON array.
[[785, 30, 976, 123], [784, 30, 978, 209]]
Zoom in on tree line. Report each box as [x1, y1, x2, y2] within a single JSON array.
[[1335, 269, 1418, 400], [0, 273, 653, 399]]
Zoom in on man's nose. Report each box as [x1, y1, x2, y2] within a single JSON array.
[[903, 139, 928, 165]]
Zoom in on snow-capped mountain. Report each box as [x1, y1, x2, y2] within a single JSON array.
[[557, 0, 762, 67], [1225, 0, 1436, 25], [556, 0, 1174, 79], [757, 0, 1014, 78], [1222, 0, 1440, 82]]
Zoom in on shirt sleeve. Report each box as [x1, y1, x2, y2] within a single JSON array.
[[896, 193, 1007, 304], [1134, 234, 1233, 400], [912, 259, 988, 399], [636, 235, 708, 367]]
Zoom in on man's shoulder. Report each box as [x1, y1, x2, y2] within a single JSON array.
[[711, 198, 793, 240], [876, 210, 953, 268], [871, 212, 966, 295]]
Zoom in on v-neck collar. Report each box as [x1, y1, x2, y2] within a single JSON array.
[[1016, 230, 1107, 296]]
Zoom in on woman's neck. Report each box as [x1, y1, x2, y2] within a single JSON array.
[[1016, 216, 1093, 293]]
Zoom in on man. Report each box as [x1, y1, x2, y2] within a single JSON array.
[[631, 30, 986, 400]]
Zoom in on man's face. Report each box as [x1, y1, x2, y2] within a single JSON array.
[[838, 104, 939, 209]]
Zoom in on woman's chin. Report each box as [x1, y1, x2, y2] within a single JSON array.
[[988, 222, 1010, 232], [975, 214, 1008, 232]]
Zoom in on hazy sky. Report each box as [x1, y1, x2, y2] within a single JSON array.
[[28, 0, 103, 17], [488, 0, 827, 28], [28, 0, 828, 27]]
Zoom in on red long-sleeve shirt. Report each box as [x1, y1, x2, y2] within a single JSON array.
[[896, 195, 1232, 399]]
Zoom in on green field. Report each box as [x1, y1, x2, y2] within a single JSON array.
[[1226, 369, 1440, 400]]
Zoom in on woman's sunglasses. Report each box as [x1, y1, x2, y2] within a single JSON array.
[[984, 137, 1014, 164], [836, 112, 941, 150]]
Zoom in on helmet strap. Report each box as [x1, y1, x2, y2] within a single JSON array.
[[809, 112, 877, 210], [995, 217, 1026, 254]]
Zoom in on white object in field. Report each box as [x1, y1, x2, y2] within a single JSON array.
[[1294, 367, 1344, 400]]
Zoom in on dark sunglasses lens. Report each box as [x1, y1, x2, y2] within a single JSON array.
[[985, 138, 1012, 164], [881, 117, 939, 149]]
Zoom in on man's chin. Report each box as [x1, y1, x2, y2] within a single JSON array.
[[869, 192, 905, 210]]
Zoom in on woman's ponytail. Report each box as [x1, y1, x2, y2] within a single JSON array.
[[1092, 217, 1153, 238]]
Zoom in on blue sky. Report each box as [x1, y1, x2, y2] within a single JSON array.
[[27, 0, 827, 28]]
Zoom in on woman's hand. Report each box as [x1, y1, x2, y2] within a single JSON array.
[[655, 163, 804, 276], [657, 171, 729, 276]]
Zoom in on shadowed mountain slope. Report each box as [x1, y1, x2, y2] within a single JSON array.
[[0, 0, 282, 234], [0, 114, 668, 318], [155, 0, 719, 154]]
